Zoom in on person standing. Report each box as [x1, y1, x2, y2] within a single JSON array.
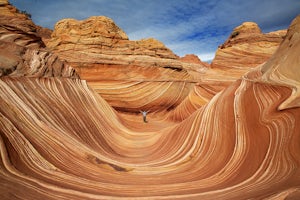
[[140, 110, 150, 123]]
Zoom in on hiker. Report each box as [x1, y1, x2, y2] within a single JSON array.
[[140, 110, 150, 123]]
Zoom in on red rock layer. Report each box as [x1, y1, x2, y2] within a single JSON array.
[[36, 25, 52, 44], [211, 22, 286, 70], [179, 54, 210, 68], [1, 72, 300, 199], [45, 16, 210, 112], [166, 80, 232, 121], [0, 0, 78, 78]]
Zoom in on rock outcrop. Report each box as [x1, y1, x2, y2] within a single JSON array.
[[0, 0, 44, 49], [47, 16, 177, 59], [46, 16, 209, 112], [211, 22, 286, 69], [0, 42, 78, 78], [180, 54, 210, 68], [46, 16, 210, 79], [0, 0, 78, 78], [260, 16, 300, 110], [1, 1, 300, 199], [36, 25, 52, 44]]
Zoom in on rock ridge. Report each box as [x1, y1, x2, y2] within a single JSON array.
[[260, 15, 300, 110], [212, 21, 286, 69], [47, 16, 178, 59]]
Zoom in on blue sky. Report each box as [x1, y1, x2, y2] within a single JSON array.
[[9, 0, 300, 62]]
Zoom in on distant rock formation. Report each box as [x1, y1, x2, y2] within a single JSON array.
[[46, 16, 210, 79], [180, 54, 210, 67], [47, 16, 177, 59], [211, 21, 286, 69]]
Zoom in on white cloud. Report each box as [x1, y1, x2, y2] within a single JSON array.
[[10, 0, 300, 58], [197, 52, 216, 62]]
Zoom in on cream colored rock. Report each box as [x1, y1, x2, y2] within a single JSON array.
[[260, 15, 300, 110]]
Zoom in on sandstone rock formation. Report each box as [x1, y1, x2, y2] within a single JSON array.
[[0, 0, 44, 49], [1, 1, 300, 199], [46, 16, 212, 80], [36, 25, 52, 44], [180, 54, 210, 67], [211, 21, 286, 70], [0, 0, 77, 78], [46, 16, 209, 112], [260, 16, 300, 110], [47, 16, 177, 59]]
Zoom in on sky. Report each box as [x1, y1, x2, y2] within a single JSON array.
[[9, 0, 300, 62]]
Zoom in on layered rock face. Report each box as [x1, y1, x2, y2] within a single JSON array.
[[261, 16, 300, 110], [180, 54, 210, 68], [1, 1, 300, 199], [47, 16, 177, 59], [0, 0, 78, 78], [46, 16, 209, 112], [0, 0, 43, 48], [211, 22, 286, 70]]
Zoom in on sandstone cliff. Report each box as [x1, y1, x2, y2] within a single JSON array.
[[46, 16, 209, 79], [47, 16, 177, 59], [211, 22, 286, 69]]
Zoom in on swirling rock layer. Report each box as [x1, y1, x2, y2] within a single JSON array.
[[46, 16, 211, 112], [211, 22, 286, 70], [1, 1, 300, 199], [0, 0, 78, 78], [1, 72, 300, 199]]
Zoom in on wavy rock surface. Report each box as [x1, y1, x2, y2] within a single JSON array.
[[0, 0, 78, 78], [0, 0, 44, 48], [260, 16, 300, 110], [1, 73, 300, 200], [211, 22, 286, 70], [46, 16, 210, 112], [1, 1, 300, 199]]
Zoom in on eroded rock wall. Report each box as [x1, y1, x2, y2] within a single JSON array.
[[211, 22, 286, 70]]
